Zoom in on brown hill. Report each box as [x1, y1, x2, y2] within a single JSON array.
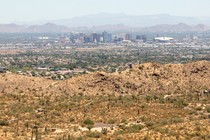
[[25, 23, 71, 33], [1, 61, 210, 96], [0, 23, 71, 33], [63, 60, 210, 96]]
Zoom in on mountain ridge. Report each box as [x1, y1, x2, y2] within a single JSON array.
[[0, 23, 209, 33], [1, 61, 210, 96], [48, 13, 210, 27]]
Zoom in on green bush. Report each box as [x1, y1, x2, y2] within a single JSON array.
[[127, 124, 144, 133], [107, 119, 116, 124], [173, 99, 188, 108], [0, 120, 9, 126], [83, 118, 94, 125]]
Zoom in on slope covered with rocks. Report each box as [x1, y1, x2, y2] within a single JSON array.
[[0, 61, 210, 96]]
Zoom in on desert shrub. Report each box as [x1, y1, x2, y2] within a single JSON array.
[[52, 111, 61, 117], [107, 119, 116, 124], [159, 119, 168, 126], [101, 128, 108, 135], [69, 117, 75, 122], [83, 118, 94, 125], [100, 110, 106, 116], [0, 120, 9, 126], [145, 95, 153, 103], [145, 121, 154, 127], [190, 132, 202, 137], [173, 99, 188, 108], [114, 130, 125, 135], [170, 117, 183, 124], [206, 106, 210, 113], [127, 124, 144, 133], [118, 124, 126, 131], [141, 103, 147, 111], [86, 131, 101, 138], [188, 110, 196, 115], [121, 119, 127, 123], [21, 106, 33, 113], [154, 127, 169, 134], [159, 97, 165, 104], [195, 106, 202, 111]]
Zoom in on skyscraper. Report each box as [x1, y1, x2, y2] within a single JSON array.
[[102, 31, 112, 43], [125, 34, 132, 40]]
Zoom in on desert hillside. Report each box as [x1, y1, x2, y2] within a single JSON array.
[[1, 60, 210, 96], [0, 61, 209, 140]]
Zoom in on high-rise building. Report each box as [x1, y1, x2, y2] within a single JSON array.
[[91, 33, 101, 43], [102, 31, 112, 43], [136, 35, 147, 42], [125, 34, 132, 40], [84, 36, 91, 43]]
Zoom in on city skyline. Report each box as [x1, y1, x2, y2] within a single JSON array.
[[0, 0, 210, 23]]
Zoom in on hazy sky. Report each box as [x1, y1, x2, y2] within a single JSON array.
[[0, 0, 209, 23]]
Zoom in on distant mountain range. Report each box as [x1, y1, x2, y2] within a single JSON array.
[[1, 13, 210, 33], [72, 23, 210, 33], [0, 23, 71, 33], [0, 24, 26, 33], [0, 23, 209, 33], [25, 23, 70, 33], [48, 13, 210, 28], [139, 23, 210, 33]]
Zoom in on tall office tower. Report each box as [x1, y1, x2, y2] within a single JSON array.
[[102, 31, 112, 43], [125, 33, 132, 40]]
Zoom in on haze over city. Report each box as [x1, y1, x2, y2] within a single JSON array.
[[0, 0, 210, 24]]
